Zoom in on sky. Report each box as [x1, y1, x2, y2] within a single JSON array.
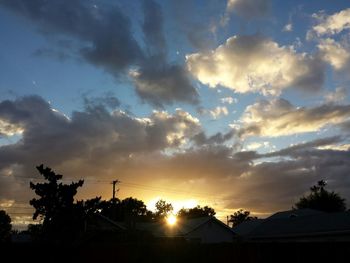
[[1, 0, 350, 229]]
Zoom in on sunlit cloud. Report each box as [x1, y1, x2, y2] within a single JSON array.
[[186, 35, 324, 96], [318, 38, 350, 71], [309, 8, 350, 37], [238, 98, 350, 137]]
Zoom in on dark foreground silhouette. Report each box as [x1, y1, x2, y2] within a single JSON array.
[[2, 241, 349, 263], [3, 166, 350, 262]]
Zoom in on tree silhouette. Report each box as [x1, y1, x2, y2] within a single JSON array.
[[294, 180, 346, 212], [177, 205, 215, 218], [29, 164, 100, 242], [229, 209, 257, 228], [99, 197, 153, 222], [0, 210, 12, 242], [155, 199, 173, 219]]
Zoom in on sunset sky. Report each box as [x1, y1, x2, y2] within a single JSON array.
[[1, 0, 350, 229]]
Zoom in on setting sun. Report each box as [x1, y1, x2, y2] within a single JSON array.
[[166, 214, 177, 226]]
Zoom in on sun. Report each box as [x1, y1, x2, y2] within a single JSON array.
[[166, 214, 177, 226]]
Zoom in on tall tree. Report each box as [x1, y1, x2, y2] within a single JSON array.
[[29, 164, 100, 241], [294, 180, 346, 212], [155, 199, 173, 219], [0, 210, 11, 242], [229, 209, 257, 228], [177, 205, 215, 219]]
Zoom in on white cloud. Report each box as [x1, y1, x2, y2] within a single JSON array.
[[220, 97, 237, 104], [246, 142, 263, 150], [186, 35, 324, 96], [226, 0, 271, 19], [310, 8, 350, 37], [283, 23, 293, 32], [317, 144, 350, 151], [0, 119, 24, 136], [317, 38, 350, 71], [209, 106, 229, 119]]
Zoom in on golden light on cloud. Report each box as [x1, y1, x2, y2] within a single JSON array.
[[166, 214, 177, 226]]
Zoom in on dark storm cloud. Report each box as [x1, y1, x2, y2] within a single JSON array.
[[132, 63, 199, 107], [192, 130, 236, 146], [0, 0, 199, 106], [131, 0, 199, 107], [1, 0, 143, 71]]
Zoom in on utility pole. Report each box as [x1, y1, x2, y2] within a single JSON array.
[[111, 179, 120, 203]]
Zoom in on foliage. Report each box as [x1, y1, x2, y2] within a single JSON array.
[[99, 197, 153, 222], [0, 210, 12, 242], [30, 164, 84, 221], [294, 180, 346, 212], [155, 199, 173, 219], [229, 209, 257, 228], [29, 164, 101, 242], [177, 205, 216, 218]]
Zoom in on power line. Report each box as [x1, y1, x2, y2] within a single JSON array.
[[0, 175, 214, 198]]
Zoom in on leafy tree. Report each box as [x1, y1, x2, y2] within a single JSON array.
[[229, 209, 257, 228], [30, 164, 84, 221], [155, 199, 173, 219], [99, 197, 153, 222], [29, 164, 100, 242], [177, 205, 216, 219], [0, 210, 12, 242], [121, 197, 150, 220], [294, 180, 346, 212]]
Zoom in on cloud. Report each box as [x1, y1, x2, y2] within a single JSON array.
[[0, 95, 201, 198], [209, 106, 229, 119], [129, 0, 199, 107], [2, 96, 350, 220], [309, 8, 350, 37], [0, 0, 141, 74], [325, 87, 347, 104], [225, 0, 271, 20], [168, 0, 220, 50], [238, 98, 350, 137], [130, 64, 199, 107], [318, 38, 350, 71], [262, 136, 344, 158], [3, 0, 144, 71], [0, 0, 198, 106], [0, 119, 24, 137], [220, 97, 237, 104], [192, 130, 236, 146], [186, 35, 325, 96], [142, 0, 166, 57], [225, 136, 350, 212], [283, 23, 293, 32]]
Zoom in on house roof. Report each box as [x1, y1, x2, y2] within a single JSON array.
[[90, 214, 126, 231], [232, 219, 264, 236], [248, 211, 350, 240], [267, 208, 324, 220], [133, 216, 235, 238]]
